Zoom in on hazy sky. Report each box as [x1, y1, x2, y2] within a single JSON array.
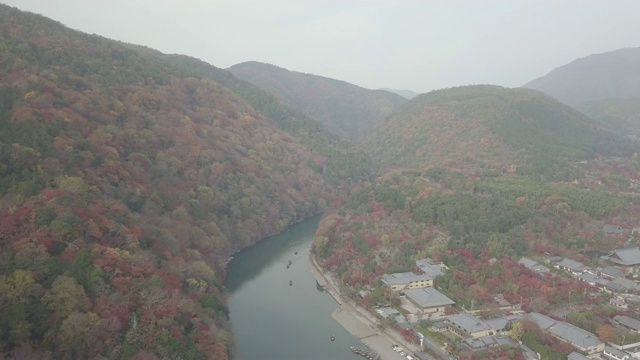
[[2, 0, 640, 93]]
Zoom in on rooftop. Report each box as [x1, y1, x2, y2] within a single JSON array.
[[603, 247, 640, 266], [604, 345, 630, 359], [557, 258, 590, 272], [567, 352, 590, 360], [382, 272, 433, 286], [613, 315, 640, 331], [549, 321, 602, 349], [404, 288, 454, 309], [518, 257, 550, 275], [415, 259, 445, 277], [601, 266, 625, 278], [603, 224, 624, 234], [446, 313, 490, 334], [524, 312, 556, 330]]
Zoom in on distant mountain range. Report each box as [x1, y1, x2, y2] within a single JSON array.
[[228, 61, 407, 141], [361, 85, 636, 179], [523, 47, 640, 107], [524, 48, 640, 135]]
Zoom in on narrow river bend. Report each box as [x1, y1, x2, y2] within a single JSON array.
[[225, 215, 363, 360]]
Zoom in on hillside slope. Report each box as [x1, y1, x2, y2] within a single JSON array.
[[228, 61, 407, 141], [360, 85, 636, 180], [523, 47, 640, 107], [0, 5, 372, 359]]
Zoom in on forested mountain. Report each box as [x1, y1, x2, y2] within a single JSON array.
[[523, 48, 640, 136], [577, 97, 640, 137], [523, 47, 640, 107], [360, 85, 636, 180], [379, 88, 419, 99], [0, 5, 373, 359], [227, 61, 407, 141]]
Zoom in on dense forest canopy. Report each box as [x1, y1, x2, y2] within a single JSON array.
[[360, 85, 638, 181], [0, 5, 374, 359]]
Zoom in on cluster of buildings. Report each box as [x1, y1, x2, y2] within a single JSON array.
[[372, 244, 640, 359]]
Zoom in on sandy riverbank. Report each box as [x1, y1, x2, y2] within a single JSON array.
[[308, 254, 435, 360]]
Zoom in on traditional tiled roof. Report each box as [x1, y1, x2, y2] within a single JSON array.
[[415, 259, 444, 277], [603, 224, 624, 234], [557, 258, 590, 272], [601, 266, 625, 279], [613, 315, 640, 331], [550, 321, 602, 349], [382, 272, 432, 286], [604, 248, 640, 266], [446, 313, 491, 334], [567, 352, 590, 360], [603, 345, 630, 359], [404, 288, 454, 309]]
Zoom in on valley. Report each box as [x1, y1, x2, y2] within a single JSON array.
[[1, 3, 640, 360]]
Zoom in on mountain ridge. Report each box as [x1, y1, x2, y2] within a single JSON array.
[[228, 61, 407, 141]]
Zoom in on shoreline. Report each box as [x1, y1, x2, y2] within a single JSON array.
[[308, 253, 439, 360]]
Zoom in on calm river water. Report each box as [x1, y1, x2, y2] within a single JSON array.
[[226, 215, 363, 360]]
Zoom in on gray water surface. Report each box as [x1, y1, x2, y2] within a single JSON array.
[[226, 216, 363, 360]]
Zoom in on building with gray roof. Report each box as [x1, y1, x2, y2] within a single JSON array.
[[382, 272, 433, 291], [404, 288, 454, 314], [601, 266, 625, 279], [613, 315, 640, 332], [567, 352, 590, 360], [557, 258, 591, 275], [612, 277, 640, 292], [603, 345, 630, 360], [578, 272, 597, 285], [518, 257, 551, 277], [525, 313, 604, 354], [604, 224, 624, 234], [415, 259, 446, 277], [523, 312, 556, 330], [603, 247, 640, 269], [445, 313, 493, 338], [462, 335, 516, 351]]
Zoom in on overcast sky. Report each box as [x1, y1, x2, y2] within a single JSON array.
[[2, 0, 640, 93]]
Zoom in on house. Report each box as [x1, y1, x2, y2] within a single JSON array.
[[612, 277, 640, 292], [556, 258, 591, 276], [524, 313, 604, 354], [518, 257, 551, 277], [462, 335, 516, 351], [613, 315, 640, 333], [415, 258, 447, 277], [382, 272, 433, 291], [579, 272, 597, 286], [602, 248, 640, 273], [445, 313, 493, 338], [493, 294, 515, 309], [430, 321, 449, 332], [484, 315, 521, 335], [404, 288, 454, 314], [604, 224, 624, 234], [603, 345, 630, 360], [610, 296, 629, 309], [601, 266, 625, 280], [605, 281, 628, 294], [567, 352, 590, 360]]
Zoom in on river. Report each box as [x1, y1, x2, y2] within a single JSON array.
[[225, 215, 363, 360]]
